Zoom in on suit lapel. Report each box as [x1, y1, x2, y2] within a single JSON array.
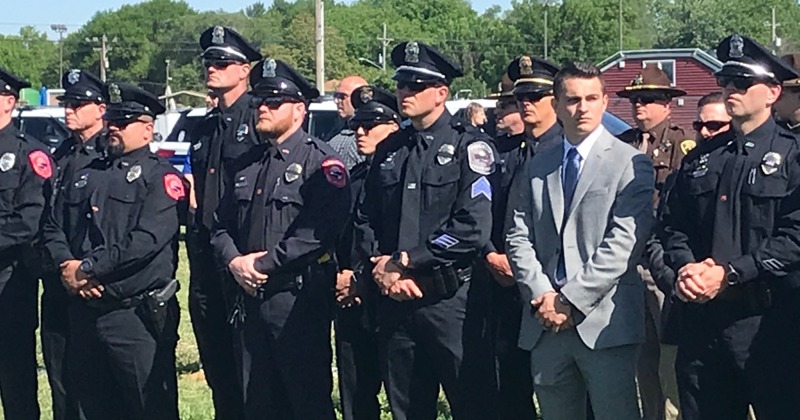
[[567, 129, 613, 216], [544, 146, 565, 234]]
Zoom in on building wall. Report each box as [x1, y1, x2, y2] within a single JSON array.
[[602, 57, 719, 133]]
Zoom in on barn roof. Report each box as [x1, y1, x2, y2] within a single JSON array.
[[597, 49, 723, 73]]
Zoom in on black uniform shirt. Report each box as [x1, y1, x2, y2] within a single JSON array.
[[191, 92, 260, 231], [0, 122, 53, 255], [211, 128, 351, 279], [356, 111, 495, 274], [51, 131, 105, 208], [43, 146, 184, 299], [662, 117, 800, 287]]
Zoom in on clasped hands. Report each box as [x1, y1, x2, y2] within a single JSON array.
[[60, 260, 102, 300], [531, 291, 573, 332], [676, 258, 727, 303], [228, 251, 269, 296], [370, 255, 423, 302]]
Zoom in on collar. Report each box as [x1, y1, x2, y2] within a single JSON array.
[[0, 120, 17, 137], [494, 132, 525, 153], [535, 122, 564, 146], [220, 92, 252, 116], [563, 125, 603, 162], [643, 118, 670, 142], [76, 130, 104, 153], [740, 117, 777, 153], [270, 128, 306, 160], [787, 120, 800, 131], [115, 145, 150, 166], [418, 111, 452, 135]]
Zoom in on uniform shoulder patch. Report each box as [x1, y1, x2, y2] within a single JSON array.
[[321, 157, 347, 188], [28, 150, 52, 179], [467, 141, 495, 175], [679, 139, 697, 155], [163, 173, 186, 201]]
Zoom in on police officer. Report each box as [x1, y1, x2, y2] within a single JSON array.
[[661, 34, 800, 419], [355, 41, 496, 420], [40, 68, 107, 420], [188, 25, 262, 420], [0, 67, 53, 420], [43, 82, 183, 420], [509, 55, 563, 154], [775, 54, 800, 134], [211, 58, 350, 420], [335, 85, 401, 420]]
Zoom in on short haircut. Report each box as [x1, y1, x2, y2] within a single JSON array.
[[697, 92, 724, 109], [465, 102, 485, 121], [553, 62, 605, 99]]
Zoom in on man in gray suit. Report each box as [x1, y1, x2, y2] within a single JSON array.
[[506, 62, 655, 420]]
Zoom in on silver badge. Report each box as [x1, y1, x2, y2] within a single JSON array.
[[108, 83, 122, 103], [437, 144, 456, 165], [0, 152, 15, 172], [467, 141, 495, 175], [360, 87, 373, 104], [761, 152, 782, 175], [730, 34, 744, 59], [126, 164, 142, 183], [263, 59, 277, 78], [285, 163, 303, 183], [381, 152, 396, 170], [67, 69, 81, 85], [236, 124, 248, 142], [405, 42, 420, 63], [212, 26, 225, 45]]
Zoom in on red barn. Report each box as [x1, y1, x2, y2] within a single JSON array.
[[598, 48, 723, 131]]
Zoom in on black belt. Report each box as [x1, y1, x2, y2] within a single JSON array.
[[415, 264, 472, 298], [85, 279, 179, 311]]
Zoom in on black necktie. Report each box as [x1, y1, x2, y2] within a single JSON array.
[[398, 133, 428, 250], [201, 115, 226, 230], [243, 150, 273, 252]]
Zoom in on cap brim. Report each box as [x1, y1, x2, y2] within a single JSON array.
[[512, 84, 553, 95], [615, 86, 686, 98], [392, 70, 446, 84]]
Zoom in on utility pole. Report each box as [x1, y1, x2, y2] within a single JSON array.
[[51, 24, 68, 87], [763, 6, 782, 53], [86, 34, 116, 82], [315, 0, 325, 95], [377, 23, 393, 71], [543, 4, 548, 60], [619, 0, 623, 51]]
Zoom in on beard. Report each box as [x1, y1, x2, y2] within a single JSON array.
[[256, 113, 294, 138], [107, 140, 125, 158]]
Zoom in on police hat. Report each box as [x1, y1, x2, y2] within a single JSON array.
[[715, 34, 799, 84], [0, 67, 31, 97], [391, 41, 463, 85], [103, 82, 166, 122], [781, 54, 800, 88], [199, 26, 262, 63], [350, 85, 400, 124], [56, 69, 106, 103], [616, 64, 686, 98], [249, 58, 320, 102], [486, 74, 514, 99], [507, 55, 560, 95]]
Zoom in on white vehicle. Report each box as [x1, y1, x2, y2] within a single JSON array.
[[11, 106, 69, 152], [151, 107, 208, 171]]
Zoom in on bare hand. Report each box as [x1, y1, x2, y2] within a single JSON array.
[[485, 252, 514, 287], [335, 269, 361, 308], [371, 255, 403, 293], [228, 251, 269, 296], [677, 259, 726, 303], [387, 278, 424, 301], [60, 260, 89, 294], [77, 280, 104, 300], [532, 291, 573, 332]]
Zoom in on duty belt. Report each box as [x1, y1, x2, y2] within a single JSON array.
[[86, 279, 179, 312]]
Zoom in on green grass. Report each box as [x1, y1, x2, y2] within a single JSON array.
[[1, 241, 454, 419]]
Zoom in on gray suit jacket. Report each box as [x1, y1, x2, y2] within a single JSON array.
[[506, 127, 654, 350]]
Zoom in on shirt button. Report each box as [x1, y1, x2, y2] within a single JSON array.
[[209, 168, 216, 174], [256, 188, 263, 195], [86, 213, 92, 219], [720, 195, 728, 202]]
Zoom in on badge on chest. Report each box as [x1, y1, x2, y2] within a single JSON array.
[[761, 152, 781, 175], [126, 165, 142, 183], [285, 163, 303, 183], [0, 152, 14, 172], [437, 144, 455, 165]]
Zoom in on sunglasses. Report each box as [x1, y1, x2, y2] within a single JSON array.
[[60, 100, 94, 109], [396, 81, 440, 92], [514, 92, 550, 103], [106, 118, 149, 129], [348, 119, 387, 132], [692, 120, 730, 132], [202, 59, 239, 69], [628, 94, 670, 105], [716, 76, 758, 91], [250, 96, 298, 109], [333, 92, 349, 101]]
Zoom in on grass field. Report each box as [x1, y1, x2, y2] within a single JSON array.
[[0, 242, 455, 420]]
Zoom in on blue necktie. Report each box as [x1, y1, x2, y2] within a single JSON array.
[[555, 147, 581, 287]]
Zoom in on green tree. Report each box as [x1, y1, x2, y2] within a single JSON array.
[[0, 26, 59, 88]]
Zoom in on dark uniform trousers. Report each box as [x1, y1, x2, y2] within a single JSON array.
[[0, 123, 54, 420], [188, 93, 258, 420], [335, 301, 382, 420], [42, 133, 105, 420], [662, 120, 800, 419]]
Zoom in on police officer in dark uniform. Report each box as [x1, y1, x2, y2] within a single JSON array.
[[355, 41, 496, 420], [509, 55, 563, 155], [43, 82, 183, 420], [188, 26, 262, 420], [482, 56, 560, 420], [0, 67, 53, 420], [40, 68, 107, 420], [661, 34, 800, 419], [211, 58, 350, 420], [776, 54, 800, 134], [335, 85, 401, 420]]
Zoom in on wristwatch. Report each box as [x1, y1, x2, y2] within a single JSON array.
[[557, 293, 571, 306], [725, 264, 740, 286], [79, 259, 94, 276], [390, 251, 409, 273]]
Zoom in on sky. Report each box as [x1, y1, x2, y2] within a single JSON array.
[[1, 0, 511, 37]]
